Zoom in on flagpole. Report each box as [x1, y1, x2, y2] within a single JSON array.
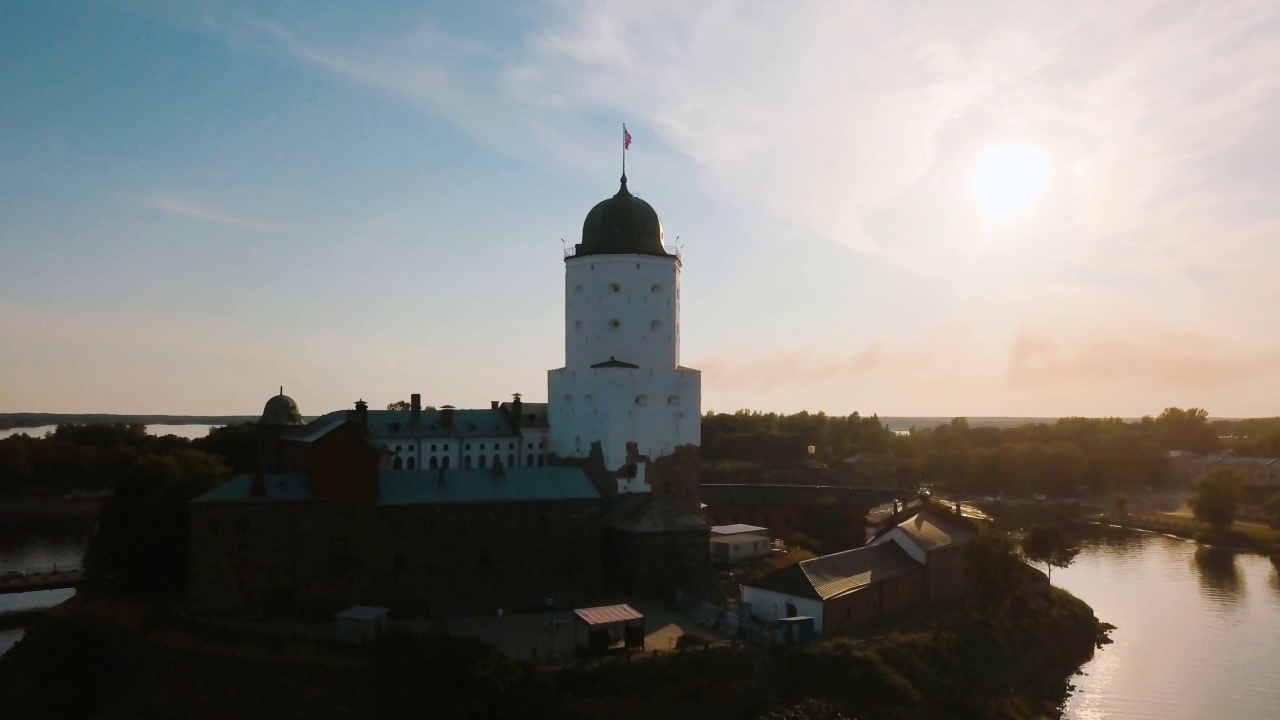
[[622, 123, 627, 178]]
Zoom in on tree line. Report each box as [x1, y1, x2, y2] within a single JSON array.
[[703, 407, 1247, 497]]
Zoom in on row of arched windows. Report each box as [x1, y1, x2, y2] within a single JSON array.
[[392, 453, 546, 470]]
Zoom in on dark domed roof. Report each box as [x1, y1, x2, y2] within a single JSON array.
[[576, 176, 670, 258], [260, 391, 303, 426]]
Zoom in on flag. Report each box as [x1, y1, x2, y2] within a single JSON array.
[[623, 126, 632, 149]]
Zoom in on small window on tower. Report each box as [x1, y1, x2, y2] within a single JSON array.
[[609, 319, 621, 329], [651, 320, 662, 332], [574, 321, 582, 331], [635, 394, 648, 406], [574, 285, 583, 295], [563, 394, 573, 404], [609, 283, 620, 292], [651, 284, 661, 293], [667, 395, 680, 406]]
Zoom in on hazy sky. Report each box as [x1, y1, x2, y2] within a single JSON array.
[[2, 1, 1278, 418]]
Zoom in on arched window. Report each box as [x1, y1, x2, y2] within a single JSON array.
[[407, 457, 416, 470], [442, 456, 451, 469], [478, 455, 487, 468], [651, 320, 662, 331], [463, 455, 472, 468], [527, 454, 534, 467], [608, 282, 620, 293], [429, 456, 438, 469], [507, 454, 515, 467], [667, 395, 680, 406], [608, 319, 621, 329], [393, 457, 403, 470], [635, 394, 648, 406], [492, 455, 500, 468]]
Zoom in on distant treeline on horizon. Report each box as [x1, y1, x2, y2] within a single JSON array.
[[0, 411, 1163, 432]]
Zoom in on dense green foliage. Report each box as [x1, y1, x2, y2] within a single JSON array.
[[963, 531, 1028, 612], [703, 407, 1236, 497], [1190, 468, 1245, 531], [0, 422, 252, 495], [0, 423, 245, 599], [777, 588, 1108, 719]]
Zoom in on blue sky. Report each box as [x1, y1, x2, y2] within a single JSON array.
[[2, 1, 1278, 417]]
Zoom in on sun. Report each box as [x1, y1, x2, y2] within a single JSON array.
[[973, 143, 1051, 222]]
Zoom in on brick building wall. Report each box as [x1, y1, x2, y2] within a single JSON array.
[[189, 498, 602, 618]]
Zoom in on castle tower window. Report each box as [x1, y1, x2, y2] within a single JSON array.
[[393, 457, 403, 470], [608, 319, 621, 329], [609, 282, 620, 292], [463, 455, 472, 468], [651, 284, 661, 293], [537, 455, 545, 466], [651, 320, 662, 331], [527, 454, 534, 467], [429, 456, 438, 469], [478, 455, 487, 468], [508, 454, 515, 467], [667, 395, 680, 406], [442, 456, 451, 469], [635, 394, 648, 406], [574, 321, 582, 331], [574, 284, 583, 295], [480, 443, 486, 450]]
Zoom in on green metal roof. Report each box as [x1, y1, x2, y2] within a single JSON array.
[[379, 466, 599, 505], [191, 474, 313, 503]]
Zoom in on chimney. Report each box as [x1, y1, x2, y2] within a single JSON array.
[[410, 393, 422, 426], [491, 400, 500, 410], [955, 501, 962, 517], [511, 393, 523, 429], [353, 399, 369, 432], [441, 405, 455, 429]]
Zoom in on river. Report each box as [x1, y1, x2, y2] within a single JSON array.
[[1056, 525, 1280, 719]]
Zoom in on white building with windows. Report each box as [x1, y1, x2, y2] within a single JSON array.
[[547, 174, 701, 493]]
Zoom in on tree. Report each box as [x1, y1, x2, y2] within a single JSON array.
[[1020, 526, 1080, 584], [1189, 467, 1245, 532], [762, 699, 858, 720], [1113, 493, 1128, 517], [964, 531, 1025, 612], [387, 400, 412, 411]]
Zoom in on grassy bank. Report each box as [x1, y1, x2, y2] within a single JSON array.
[[775, 588, 1111, 720]]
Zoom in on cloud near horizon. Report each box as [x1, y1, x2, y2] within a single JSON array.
[[149, 196, 292, 234]]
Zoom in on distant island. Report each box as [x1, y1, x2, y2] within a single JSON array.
[[0, 414, 271, 431]]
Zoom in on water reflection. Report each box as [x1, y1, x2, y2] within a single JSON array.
[[1193, 546, 1242, 602]]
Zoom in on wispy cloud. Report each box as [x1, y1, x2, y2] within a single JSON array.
[[148, 195, 291, 234]]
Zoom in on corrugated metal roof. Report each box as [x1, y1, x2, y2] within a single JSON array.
[[574, 603, 644, 627], [191, 474, 313, 503], [894, 511, 976, 552], [800, 542, 920, 599], [744, 541, 921, 601], [710, 523, 769, 536], [378, 466, 599, 505]]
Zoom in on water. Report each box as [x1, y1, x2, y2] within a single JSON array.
[[0, 424, 220, 440], [0, 520, 87, 656], [1057, 526, 1280, 719]]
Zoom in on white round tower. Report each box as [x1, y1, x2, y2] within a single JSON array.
[[548, 175, 701, 491]]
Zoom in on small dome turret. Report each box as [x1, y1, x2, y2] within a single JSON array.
[[260, 388, 303, 426], [575, 175, 670, 258]]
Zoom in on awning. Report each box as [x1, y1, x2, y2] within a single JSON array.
[[573, 603, 644, 628]]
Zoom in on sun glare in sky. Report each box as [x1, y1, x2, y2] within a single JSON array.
[[973, 143, 1051, 222]]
